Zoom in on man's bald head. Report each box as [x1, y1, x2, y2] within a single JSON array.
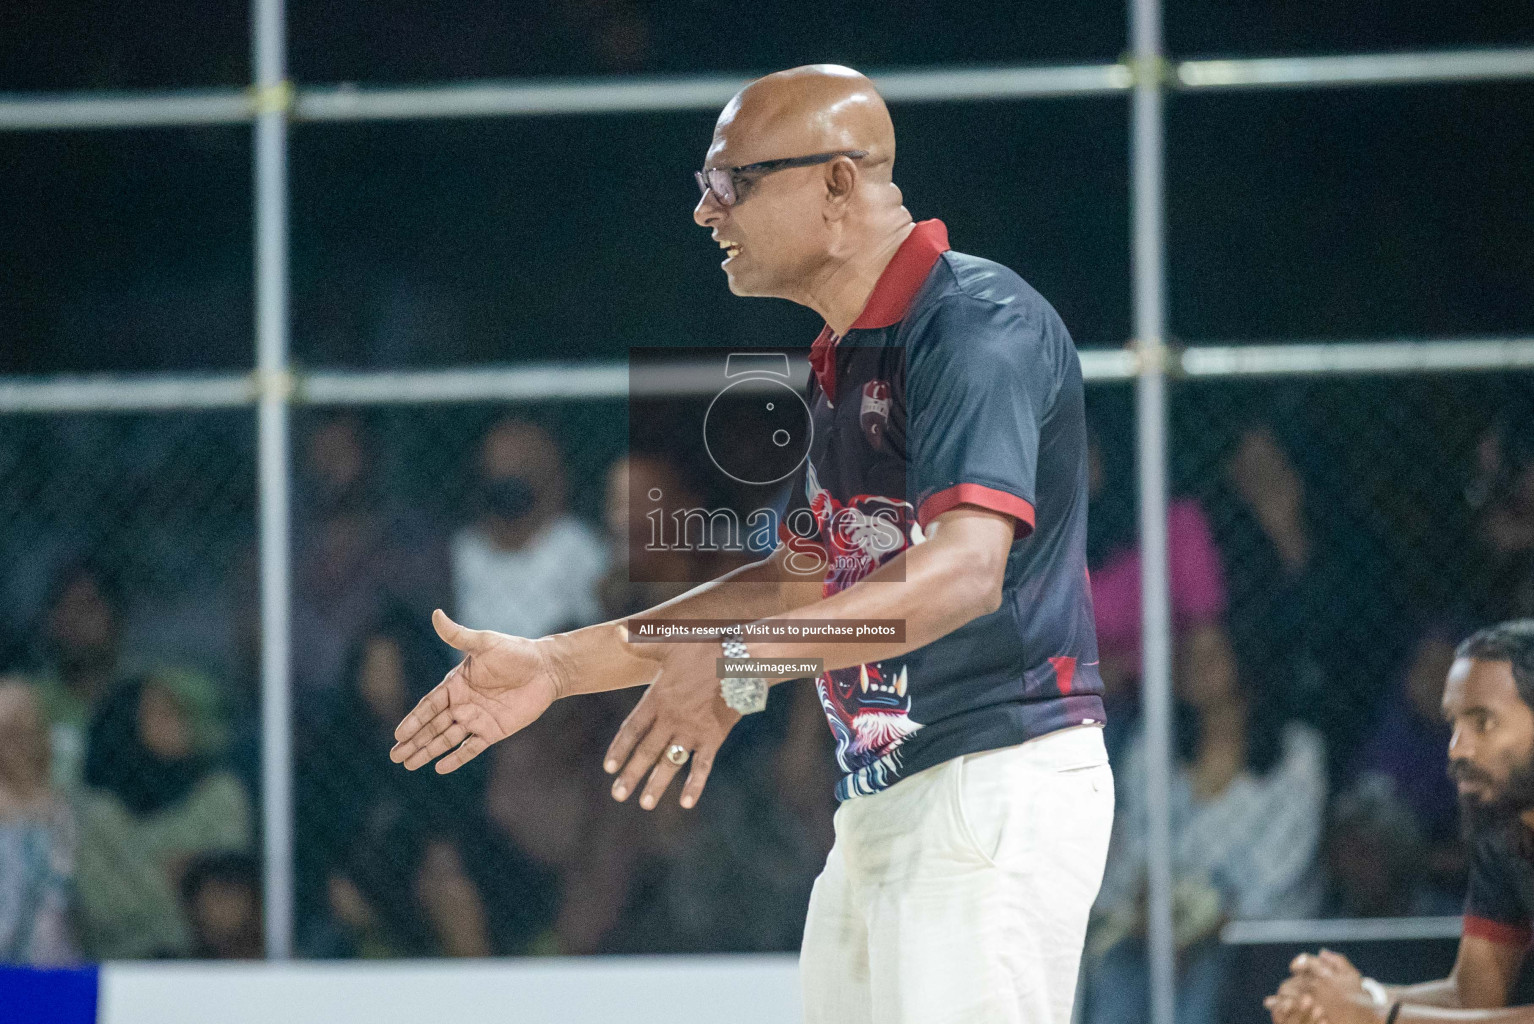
[[694, 65, 912, 309], [708, 65, 895, 182]]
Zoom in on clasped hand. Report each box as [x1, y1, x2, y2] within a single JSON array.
[[1266, 950, 1383, 1024]]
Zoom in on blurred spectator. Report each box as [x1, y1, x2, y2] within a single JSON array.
[[75, 674, 252, 959], [482, 678, 837, 957], [483, 692, 633, 955], [0, 678, 80, 965], [452, 418, 607, 637], [588, 682, 835, 954], [1346, 623, 1466, 897], [292, 413, 447, 700], [1320, 777, 1459, 919], [297, 606, 555, 958], [1468, 417, 1534, 622], [1086, 428, 1227, 723], [33, 562, 125, 791], [180, 852, 263, 959], [1085, 622, 1327, 1024], [599, 454, 705, 620], [1209, 424, 1406, 774]]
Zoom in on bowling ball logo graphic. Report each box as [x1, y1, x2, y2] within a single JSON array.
[[703, 352, 814, 486], [859, 379, 892, 451]]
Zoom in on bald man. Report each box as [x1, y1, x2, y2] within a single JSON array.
[[390, 65, 1112, 1023]]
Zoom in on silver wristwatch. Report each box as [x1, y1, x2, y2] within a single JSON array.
[[719, 626, 769, 715]]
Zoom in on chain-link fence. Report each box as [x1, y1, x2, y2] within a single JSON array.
[[7, 372, 1533, 975], [0, 412, 257, 961], [4, 8, 1534, 1024], [1077, 372, 1534, 1023], [0, 396, 849, 962]]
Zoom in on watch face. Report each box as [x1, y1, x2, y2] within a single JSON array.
[[723, 676, 768, 714], [703, 376, 813, 486]]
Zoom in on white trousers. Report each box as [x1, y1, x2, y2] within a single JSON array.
[[800, 725, 1115, 1024]]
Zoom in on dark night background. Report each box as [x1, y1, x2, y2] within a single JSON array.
[[1, 0, 1531, 374], [3, 0, 1534, 999]]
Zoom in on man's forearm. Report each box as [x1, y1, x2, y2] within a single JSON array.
[[748, 513, 1008, 675], [542, 509, 1007, 698], [624, 544, 821, 626], [1387, 979, 1465, 1009], [542, 545, 819, 698]]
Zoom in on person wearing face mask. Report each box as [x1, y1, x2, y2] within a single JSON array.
[[0, 678, 80, 964], [450, 418, 608, 639], [73, 674, 251, 959]]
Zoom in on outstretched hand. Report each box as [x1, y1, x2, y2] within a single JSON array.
[[389, 609, 560, 774]]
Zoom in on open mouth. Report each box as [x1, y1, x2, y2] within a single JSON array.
[[716, 237, 742, 262], [859, 663, 908, 699]]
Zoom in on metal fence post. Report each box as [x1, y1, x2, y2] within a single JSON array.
[[253, 0, 295, 961], [1129, 0, 1176, 1018]]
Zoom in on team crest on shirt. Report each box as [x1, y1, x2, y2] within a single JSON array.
[[859, 380, 892, 451]]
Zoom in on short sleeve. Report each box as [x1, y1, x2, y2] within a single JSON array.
[[906, 295, 1058, 540], [1464, 832, 1534, 946]]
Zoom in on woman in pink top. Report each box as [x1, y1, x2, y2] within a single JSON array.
[[1086, 432, 1228, 703]]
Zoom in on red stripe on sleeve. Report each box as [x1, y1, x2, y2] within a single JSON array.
[[917, 484, 1036, 540], [1463, 915, 1532, 947]]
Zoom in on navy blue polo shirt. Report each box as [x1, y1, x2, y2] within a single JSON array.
[[778, 219, 1105, 801]]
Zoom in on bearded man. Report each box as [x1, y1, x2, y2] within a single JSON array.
[[1269, 621, 1534, 1024]]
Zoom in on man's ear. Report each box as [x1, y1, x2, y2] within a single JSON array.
[[824, 157, 858, 210]]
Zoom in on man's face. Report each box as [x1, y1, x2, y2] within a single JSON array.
[[1443, 657, 1534, 828], [691, 104, 831, 299]]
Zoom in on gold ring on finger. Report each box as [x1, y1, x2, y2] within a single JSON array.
[[665, 743, 690, 766]]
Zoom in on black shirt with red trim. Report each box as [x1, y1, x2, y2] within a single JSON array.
[[779, 218, 1105, 800], [1464, 824, 1534, 949]]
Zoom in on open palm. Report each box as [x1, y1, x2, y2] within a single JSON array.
[[389, 608, 559, 774]]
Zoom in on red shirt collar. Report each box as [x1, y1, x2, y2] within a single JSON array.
[[809, 219, 950, 397]]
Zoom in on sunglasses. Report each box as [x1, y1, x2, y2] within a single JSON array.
[[695, 149, 869, 207]]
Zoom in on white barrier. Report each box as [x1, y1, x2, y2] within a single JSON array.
[[99, 954, 802, 1024]]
